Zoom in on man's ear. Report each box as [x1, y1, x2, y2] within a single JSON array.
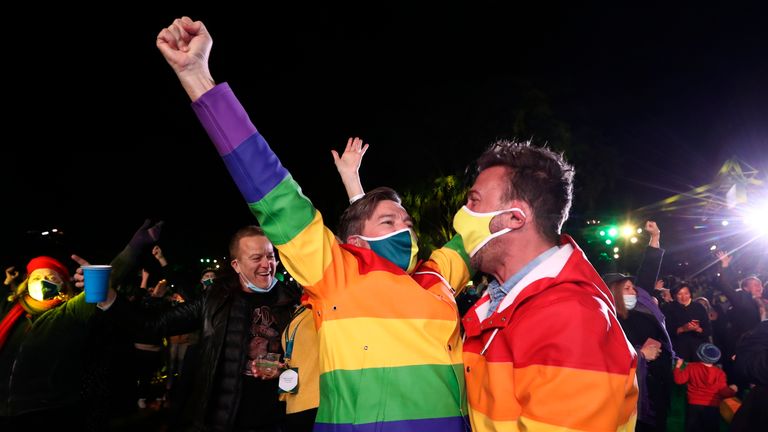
[[507, 200, 529, 229], [347, 236, 366, 248], [231, 259, 240, 273]]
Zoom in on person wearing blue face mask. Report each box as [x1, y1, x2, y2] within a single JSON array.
[[137, 225, 302, 432]]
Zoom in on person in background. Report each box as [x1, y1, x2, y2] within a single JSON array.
[[138, 225, 300, 432], [673, 343, 736, 432], [666, 282, 711, 361], [728, 320, 768, 431], [0, 220, 162, 429], [603, 220, 674, 431]]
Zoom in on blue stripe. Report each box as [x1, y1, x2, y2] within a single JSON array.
[[313, 416, 469, 432], [221, 131, 289, 203]]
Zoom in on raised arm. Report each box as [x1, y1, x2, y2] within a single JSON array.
[[157, 17, 348, 302], [715, 251, 755, 311], [331, 137, 369, 203], [635, 221, 664, 295]]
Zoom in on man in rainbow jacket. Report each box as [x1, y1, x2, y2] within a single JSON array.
[[158, 17, 472, 431], [453, 142, 639, 431]]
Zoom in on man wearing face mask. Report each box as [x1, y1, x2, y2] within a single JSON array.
[[158, 17, 472, 431], [139, 226, 301, 432], [455, 141, 639, 431]]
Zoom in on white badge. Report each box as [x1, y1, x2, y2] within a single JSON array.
[[278, 368, 299, 392]]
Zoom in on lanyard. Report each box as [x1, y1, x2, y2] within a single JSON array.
[[284, 306, 309, 360]]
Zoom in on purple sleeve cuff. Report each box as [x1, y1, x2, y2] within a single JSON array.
[[192, 83, 257, 157]]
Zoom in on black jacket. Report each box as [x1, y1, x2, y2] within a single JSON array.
[[717, 267, 761, 356], [144, 273, 300, 431]]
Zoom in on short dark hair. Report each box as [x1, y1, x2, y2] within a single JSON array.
[[228, 225, 267, 258], [337, 187, 402, 242], [475, 139, 574, 243]]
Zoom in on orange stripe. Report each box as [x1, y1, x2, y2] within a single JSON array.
[[466, 352, 637, 430], [311, 264, 459, 322]]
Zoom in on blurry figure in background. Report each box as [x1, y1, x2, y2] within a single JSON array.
[[666, 282, 711, 361], [714, 251, 764, 393], [673, 343, 737, 432], [3, 266, 22, 293], [728, 320, 768, 431], [134, 276, 171, 410], [0, 219, 162, 429], [164, 267, 216, 409], [603, 220, 674, 432], [457, 273, 489, 317]]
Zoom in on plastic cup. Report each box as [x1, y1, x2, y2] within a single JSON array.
[[83, 265, 112, 303], [252, 353, 281, 376]]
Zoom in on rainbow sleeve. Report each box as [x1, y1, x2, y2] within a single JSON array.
[[192, 83, 337, 295]]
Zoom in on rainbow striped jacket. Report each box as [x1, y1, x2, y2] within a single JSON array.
[[192, 83, 472, 432], [462, 236, 638, 432]]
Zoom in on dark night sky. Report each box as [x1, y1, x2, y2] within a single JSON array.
[[3, 4, 767, 272]]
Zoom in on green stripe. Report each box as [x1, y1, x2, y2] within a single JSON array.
[[444, 235, 472, 273], [316, 363, 466, 424], [249, 175, 317, 245]]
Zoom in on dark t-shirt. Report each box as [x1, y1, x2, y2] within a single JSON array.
[[233, 289, 288, 429]]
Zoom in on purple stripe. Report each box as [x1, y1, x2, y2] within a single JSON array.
[[313, 416, 469, 432], [192, 83, 257, 157], [222, 132, 289, 203]]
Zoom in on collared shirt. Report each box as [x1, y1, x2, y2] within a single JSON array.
[[486, 245, 560, 318]]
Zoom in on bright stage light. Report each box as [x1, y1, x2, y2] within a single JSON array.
[[743, 202, 768, 235], [721, 220, 729, 226], [630, 237, 638, 243], [621, 226, 634, 237], [710, 245, 717, 251]]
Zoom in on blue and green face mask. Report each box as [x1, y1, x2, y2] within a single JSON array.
[[355, 228, 419, 273]]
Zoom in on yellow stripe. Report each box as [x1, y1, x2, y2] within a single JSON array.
[[277, 212, 335, 288], [317, 317, 462, 372], [426, 247, 471, 296]]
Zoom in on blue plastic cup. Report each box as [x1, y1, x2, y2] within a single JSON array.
[[83, 265, 112, 303]]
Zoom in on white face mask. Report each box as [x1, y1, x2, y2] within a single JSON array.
[[623, 294, 637, 311], [240, 272, 277, 293]]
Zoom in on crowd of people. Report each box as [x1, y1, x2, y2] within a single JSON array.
[[1, 15, 765, 432]]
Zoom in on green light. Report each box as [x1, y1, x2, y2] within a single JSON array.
[[607, 227, 618, 238], [605, 239, 613, 245], [599, 230, 606, 236]]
